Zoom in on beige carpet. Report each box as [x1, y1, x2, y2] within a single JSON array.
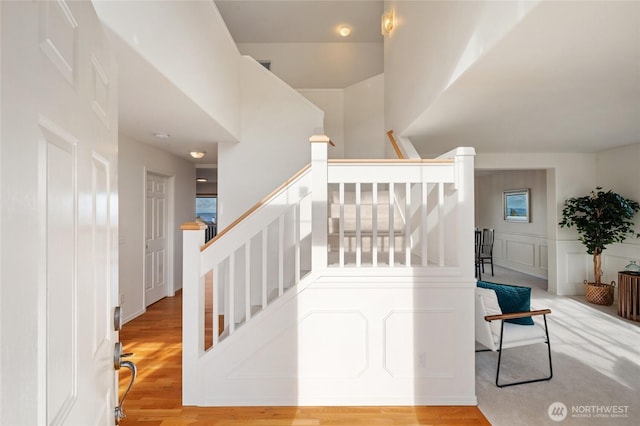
[[476, 266, 640, 425]]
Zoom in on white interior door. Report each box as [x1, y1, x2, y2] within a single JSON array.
[[145, 172, 169, 306], [1, 1, 119, 425]]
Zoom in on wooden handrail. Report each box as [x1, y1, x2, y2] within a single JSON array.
[[386, 130, 405, 159], [181, 222, 208, 231], [201, 163, 312, 251], [310, 134, 335, 147], [328, 158, 453, 164]]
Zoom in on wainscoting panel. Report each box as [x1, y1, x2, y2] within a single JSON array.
[[556, 239, 640, 295], [194, 275, 476, 406], [505, 240, 535, 267], [383, 310, 454, 378], [493, 232, 548, 279]]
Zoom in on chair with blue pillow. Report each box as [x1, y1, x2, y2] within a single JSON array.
[[475, 280, 553, 387]]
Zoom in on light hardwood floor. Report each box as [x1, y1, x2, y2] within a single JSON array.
[[119, 292, 490, 425]]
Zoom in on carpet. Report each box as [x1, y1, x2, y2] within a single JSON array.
[[476, 267, 640, 425]]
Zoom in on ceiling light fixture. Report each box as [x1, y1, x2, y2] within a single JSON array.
[[189, 151, 206, 159], [339, 25, 351, 37], [196, 178, 208, 183], [154, 132, 170, 139], [381, 10, 395, 35]]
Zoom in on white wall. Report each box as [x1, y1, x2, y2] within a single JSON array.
[[384, 0, 538, 136], [475, 170, 548, 279], [298, 89, 345, 159], [344, 74, 385, 159], [217, 56, 324, 229], [238, 42, 383, 89], [94, 0, 241, 140], [119, 134, 195, 323]]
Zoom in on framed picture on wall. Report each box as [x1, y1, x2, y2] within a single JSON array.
[[503, 189, 530, 222]]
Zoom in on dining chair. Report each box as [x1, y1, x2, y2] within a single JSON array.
[[478, 228, 495, 276]]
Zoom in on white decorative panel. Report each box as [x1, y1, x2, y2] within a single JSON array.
[[92, 155, 110, 355], [145, 253, 154, 290], [155, 251, 165, 285], [565, 252, 590, 285], [505, 240, 535, 267], [39, 0, 77, 84], [229, 311, 368, 379], [91, 55, 109, 127], [156, 198, 166, 238], [145, 197, 153, 240], [40, 118, 78, 424], [383, 310, 454, 378], [539, 245, 549, 270], [298, 311, 368, 378]]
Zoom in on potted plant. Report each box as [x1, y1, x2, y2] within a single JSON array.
[[559, 187, 640, 305]]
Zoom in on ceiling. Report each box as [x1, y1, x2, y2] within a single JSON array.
[[215, 0, 383, 43], [405, 1, 640, 156], [107, 0, 639, 164]]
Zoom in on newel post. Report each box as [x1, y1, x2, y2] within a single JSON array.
[[310, 135, 330, 270], [180, 221, 206, 405], [453, 148, 476, 280]]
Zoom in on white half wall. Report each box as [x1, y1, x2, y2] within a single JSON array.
[[217, 56, 324, 229], [191, 273, 476, 406], [119, 134, 195, 322]]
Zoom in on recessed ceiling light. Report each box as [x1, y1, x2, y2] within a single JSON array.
[[339, 25, 351, 37], [189, 151, 206, 159], [196, 178, 208, 182], [154, 132, 170, 139]]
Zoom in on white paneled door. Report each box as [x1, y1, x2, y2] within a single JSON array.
[[145, 173, 169, 306], [1, 1, 119, 425]]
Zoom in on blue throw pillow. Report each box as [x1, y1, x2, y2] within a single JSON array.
[[477, 280, 534, 325]]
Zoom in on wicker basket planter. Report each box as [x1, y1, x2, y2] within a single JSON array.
[[584, 280, 615, 306]]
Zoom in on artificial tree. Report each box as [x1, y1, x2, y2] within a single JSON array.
[[559, 187, 640, 286]]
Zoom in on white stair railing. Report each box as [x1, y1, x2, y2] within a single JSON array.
[[181, 136, 475, 404], [326, 157, 466, 268]]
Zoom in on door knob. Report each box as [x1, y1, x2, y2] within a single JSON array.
[[114, 342, 137, 424]]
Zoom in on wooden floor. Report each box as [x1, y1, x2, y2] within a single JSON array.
[[119, 291, 490, 426]]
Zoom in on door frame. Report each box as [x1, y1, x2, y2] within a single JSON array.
[[143, 168, 175, 306]]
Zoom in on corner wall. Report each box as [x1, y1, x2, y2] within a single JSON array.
[[119, 134, 195, 323], [299, 74, 385, 160], [217, 56, 324, 229], [344, 74, 385, 159]]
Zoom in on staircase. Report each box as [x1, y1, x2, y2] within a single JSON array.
[[181, 138, 477, 407]]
